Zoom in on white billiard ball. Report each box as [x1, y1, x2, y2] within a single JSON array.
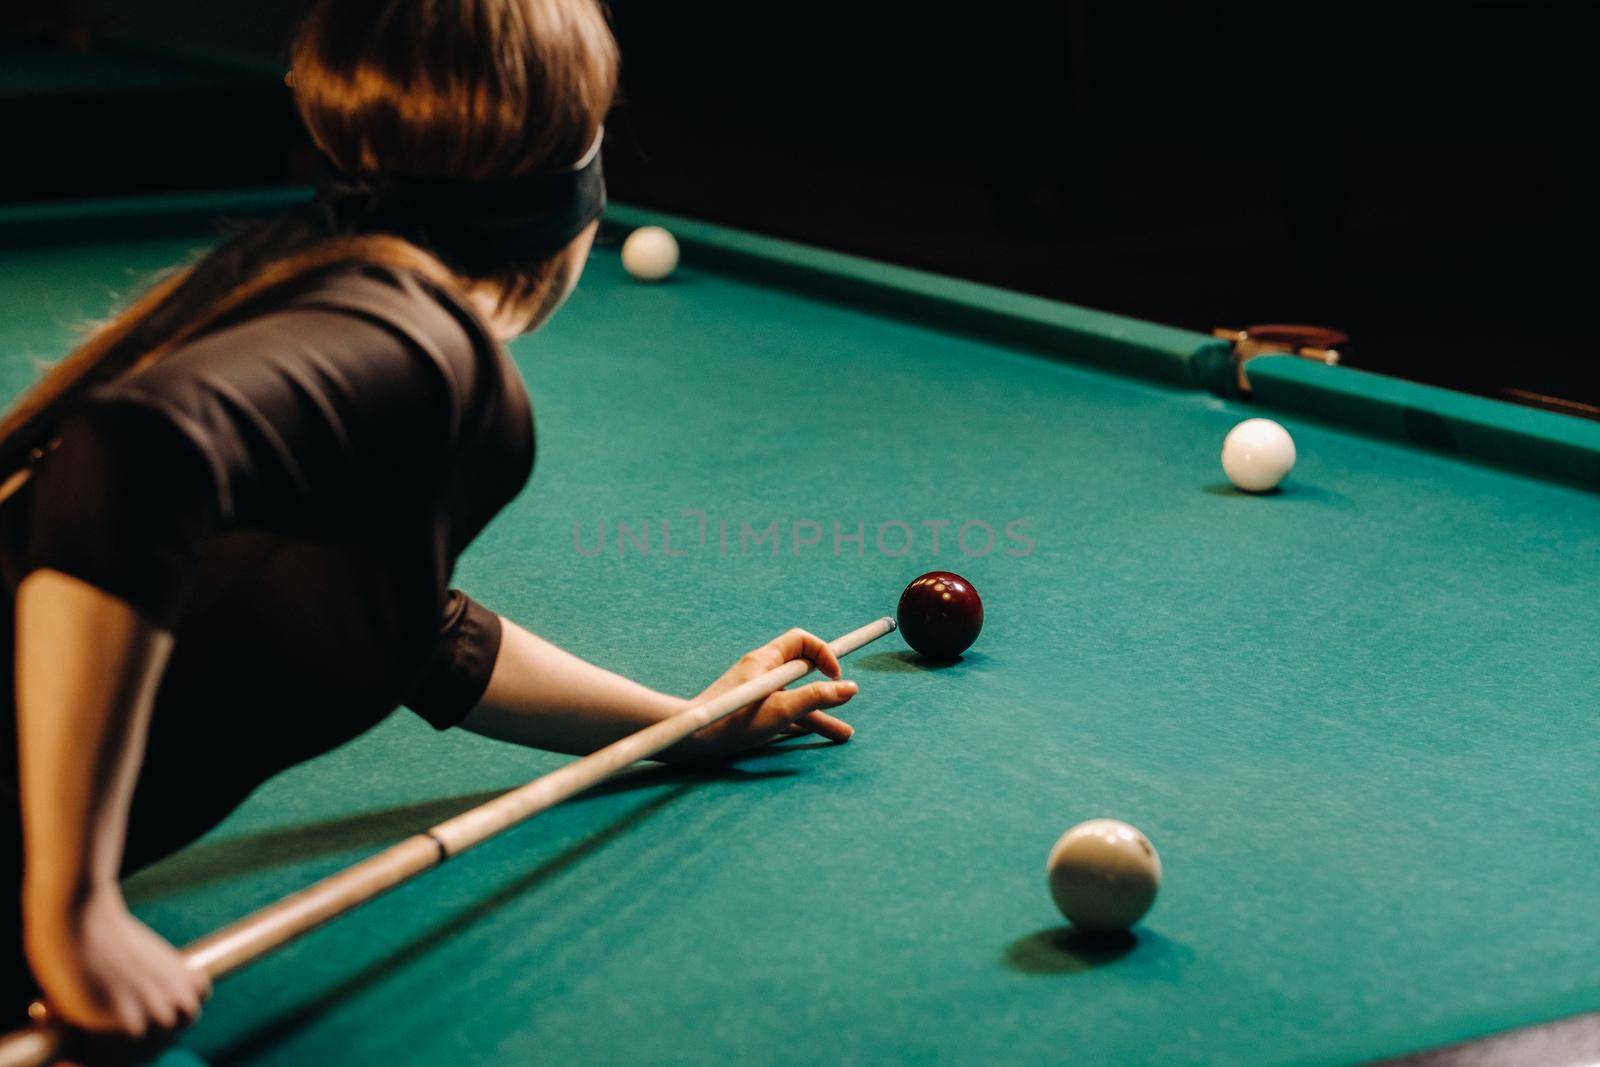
[[621, 226, 679, 282], [1222, 418, 1296, 492], [1047, 819, 1162, 933]]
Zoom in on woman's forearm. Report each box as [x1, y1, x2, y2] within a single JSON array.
[[15, 570, 172, 915], [460, 616, 689, 755]]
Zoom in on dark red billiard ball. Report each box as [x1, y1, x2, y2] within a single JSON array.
[[897, 571, 983, 660]]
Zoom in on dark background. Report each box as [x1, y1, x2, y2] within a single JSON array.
[[3, 1, 1595, 413]]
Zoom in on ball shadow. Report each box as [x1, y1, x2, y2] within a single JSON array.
[[1201, 481, 1280, 497], [851, 650, 992, 673], [850, 650, 929, 673], [1202, 481, 1339, 503], [1003, 926, 1141, 975], [917, 649, 991, 669]]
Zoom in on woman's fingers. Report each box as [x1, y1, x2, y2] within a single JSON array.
[[139, 981, 178, 1033], [110, 988, 147, 1041], [168, 965, 204, 1025], [774, 708, 852, 742], [699, 630, 858, 759], [796, 709, 853, 742], [759, 628, 841, 680], [756, 680, 857, 735]]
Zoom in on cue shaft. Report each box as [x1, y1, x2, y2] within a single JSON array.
[[0, 616, 896, 1067], [430, 615, 895, 856], [188, 614, 895, 976]]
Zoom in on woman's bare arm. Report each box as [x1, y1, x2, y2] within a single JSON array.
[[14, 569, 209, 1034], [16, 572, 167, 904], [460, 618, 691, 754], [460, 618, 858, 761]]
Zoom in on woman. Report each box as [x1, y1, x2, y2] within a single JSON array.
[[0, 0, 860, 1041]]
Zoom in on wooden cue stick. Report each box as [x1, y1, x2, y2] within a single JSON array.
[[0, 616, 897, 1067]]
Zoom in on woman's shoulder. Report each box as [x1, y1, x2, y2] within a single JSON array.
[[283, 261, 535, 497], [126, 260, 518, 431], [286, 261, 500, 386], [280, 262, 534, 534], [97, 258, 528, 464]]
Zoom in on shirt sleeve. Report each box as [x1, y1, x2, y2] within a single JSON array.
[[402, 590, 504, 729], [26, 404, 220, 628]]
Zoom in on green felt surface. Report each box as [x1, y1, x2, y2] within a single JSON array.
[[2, 205, 1598, 1066]]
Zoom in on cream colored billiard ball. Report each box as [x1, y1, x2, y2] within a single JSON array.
[[621, 225, 679, 282], [1222, 417, 1296, 492], [1047, 819, 1161, 933]]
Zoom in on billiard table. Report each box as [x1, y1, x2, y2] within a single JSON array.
[[1, 191, 1597, 1066]]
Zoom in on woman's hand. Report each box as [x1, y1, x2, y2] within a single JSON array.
[[462, 619, 859, 762], [24, 885, 210, 1041], [14, 571, 204, 1045], [681, 628, 860, 761]]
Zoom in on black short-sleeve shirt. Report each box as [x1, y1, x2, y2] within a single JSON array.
[[0, 263, 533, 862]]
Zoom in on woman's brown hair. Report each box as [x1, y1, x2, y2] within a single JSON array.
[[0, 0, 617, 480]]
